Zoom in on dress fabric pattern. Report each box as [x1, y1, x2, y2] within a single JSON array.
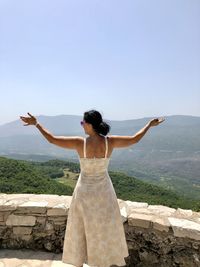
[[62, 136, 129, 267]]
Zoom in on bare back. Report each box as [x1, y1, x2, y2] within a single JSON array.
[[77, 136, 113, 159]]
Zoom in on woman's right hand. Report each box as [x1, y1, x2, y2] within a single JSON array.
[[20, 112, 37, 126]]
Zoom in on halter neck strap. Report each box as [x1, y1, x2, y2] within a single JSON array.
[[83, 137, 86, 158], [105, 136, 108, 158]]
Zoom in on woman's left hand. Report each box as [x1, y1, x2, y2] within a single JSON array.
[[149, 117, 165, 127]]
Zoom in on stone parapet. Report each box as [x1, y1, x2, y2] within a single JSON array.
[[0, 193, 200, 267]]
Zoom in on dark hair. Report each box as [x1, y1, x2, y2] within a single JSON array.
[[83, 109, 111, 136]]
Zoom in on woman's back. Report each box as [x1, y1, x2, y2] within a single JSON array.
[[77, 135, 113, 159], [79, 136, 111, 177]]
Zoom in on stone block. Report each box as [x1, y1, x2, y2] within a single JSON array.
[[36, 216, 47, 225], [33, 232, 47, 238], [168, 217, 200, 240], [125, 200, 148, 209], [49, 217, 67, 224], [124, 200, 149, 217], [120, 206, 128, 223], [13, 226, 32, 235], [20, 234, 32, 241], [0, 199, 7, 206], [152, 217, 170, 232], [175, 208, 193, 217], [0, 226, 6, 235], [129, 207, 153, 215], [0, 213, 4, 222], [47, 203, 68, 216], [45, 222, 54, 231], [128, 213, 153, 228], [0, 203, 16, 211], [6, 214, 36, 226], [16, 201, 48, 214], [147, 205, 176, 216]]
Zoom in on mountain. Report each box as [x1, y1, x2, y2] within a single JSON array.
[[0, 114, 200, 200], [0, 115, 83, 137]]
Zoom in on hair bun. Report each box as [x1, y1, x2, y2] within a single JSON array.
[[97, 121, 110, 136], [83, 109, 111, 136]]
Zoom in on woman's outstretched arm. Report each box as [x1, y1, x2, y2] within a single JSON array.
[[109, 117, 165, 148], [19, 112, 82, 149]]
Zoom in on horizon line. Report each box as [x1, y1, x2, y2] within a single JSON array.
[[0, 113, 200, 127]]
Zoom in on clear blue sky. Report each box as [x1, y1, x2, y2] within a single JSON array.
[[0, 0, 199, 125]]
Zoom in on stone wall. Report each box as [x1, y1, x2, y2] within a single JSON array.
[[0, 193, 200, 267]]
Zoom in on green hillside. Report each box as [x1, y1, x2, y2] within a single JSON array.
[[109, 171, 200, 211], [0, 157, 73, 195], [0, 157, 199, 212]]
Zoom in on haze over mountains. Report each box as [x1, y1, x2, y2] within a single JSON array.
[[0, 114, 200, 200]]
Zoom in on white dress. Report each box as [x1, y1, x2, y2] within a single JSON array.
[[62, 136, 129, 267]]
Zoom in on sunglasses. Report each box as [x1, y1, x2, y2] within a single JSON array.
[[80, 120, 86, 126]]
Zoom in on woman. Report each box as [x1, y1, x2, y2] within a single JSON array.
[[20, 110, 165, 267]]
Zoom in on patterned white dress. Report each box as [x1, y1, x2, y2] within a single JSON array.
[[62, 136, 129, 267]]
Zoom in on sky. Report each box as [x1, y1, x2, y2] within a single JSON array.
[[0, 0, 199, 125]]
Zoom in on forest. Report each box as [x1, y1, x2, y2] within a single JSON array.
[[0, 156, 199, 212]]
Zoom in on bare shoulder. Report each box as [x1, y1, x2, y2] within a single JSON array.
[[107, 134, 137, 148], [107, 135, 131, 141], [51, 135, 84, 149], [106, 135, 121, 148], [74, 136, 85, 142], [72, 136, 85, 146]]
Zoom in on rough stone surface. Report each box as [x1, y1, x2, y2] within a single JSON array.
[[152, 217, 171, 232], [168, 217, 200, 240], [0, 193, 200, 267], [128, 213, 153, 228], [6, 214, 36, 226], [13, 226, 32, 235], [0, 248, 91, 267]]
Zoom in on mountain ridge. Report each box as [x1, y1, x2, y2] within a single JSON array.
[[0, 114, 200, 137]]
